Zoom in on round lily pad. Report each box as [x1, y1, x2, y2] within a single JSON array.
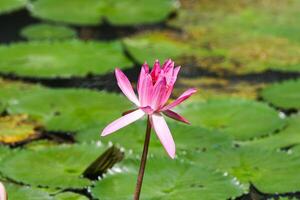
[[21, 23, 77, 41], [261, 79, 300, 110], [91, 158, 245, 200], [241, 113, 300, 151], [0, 40, 131, 78], [77, 120, 233, 156], [188, 146, 300, 193], [0, 81, 131, 132], [0, 143, 107, 189], [98, 0, 178, 25], [176, 98, 286, 140], [5, 182, 53, 200], [54, 192, 88, 200], [124, 31, 199, 64], [29, 0, 103, 25], [0, 0, 27, 15], [0, 114, 41, 144]]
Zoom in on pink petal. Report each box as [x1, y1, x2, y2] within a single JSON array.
[[162, 59, 173, 71], [151, 113, 175, 159], [137, 62, 149, 94], [162, 88, 197, 111], [151, 78, 167, 110], [150, 60, 161, 81], [138, 74, 153, 107], [115, 68, 140, 106], [0, 182, 6, 200], [101, 109, 145, 136], [163, 109, 190, 124]]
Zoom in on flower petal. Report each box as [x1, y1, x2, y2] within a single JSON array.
[[137, 62, 149, 93], [115, 68, 140, 106], [151, 78, 167, 110], [101, 109, 145, 136], [151, 113, 175, 158], [138, 74, 153, 107], [163, 109, 190, 124], [162, 88, 197, 110], [0, 182, 6, 200]]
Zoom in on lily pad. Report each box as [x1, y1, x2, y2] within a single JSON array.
[[261, 79, 300, 110], [188, 146, 300, 193], [98, 0, 178, 26], [29, 0, 103, 25], [91, 158, 245, 200], [0, 114, 41, 144], [76, 120, 233, 156], [0, 0, 27, 15], [21, 23, 77, 41], [240, 113, 300, 151], [0, 143, 107, 189], [0, 40, 131, 78], [124, 31, 202, 64], [29, 0, 178, 26], [54, 192, 88, 200], [176, 98, 285, 140], [0, 80, 131, 132], [5, 182, 53, 200]]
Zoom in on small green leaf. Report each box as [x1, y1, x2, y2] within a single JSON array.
[[54, 192, 88, 200], [0, 0, 27, 15], [91, 158, 245, 200], [21, 23, 77, 41], [261, 79, 300, 110]]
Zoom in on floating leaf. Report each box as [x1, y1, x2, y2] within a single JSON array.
[[176, 98, 285, 140], [261, 79, 300, 110], [91, 158, 245, 200], [29, 0, 178, 26], [0, 40, 131, 78], [21, 23, 77, 41], [5, 182, 53, 200], [124, 31, 200, 64], [76, 120, 233, 156], [0, 145, 11, 162], [188, 146, 300, 193], [54, 192, 88, 200], [0, 0, 27, 14], [29, 0, 103, 25], [0, 81, 131, 132], [97, 0, 178, 25], [0, 143, 108, 189], [0, 114, 41, 144], [240, 113, 300, 151]]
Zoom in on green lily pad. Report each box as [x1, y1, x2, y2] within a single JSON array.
[[188, 146, 300, 193], [29, 0, 103, 25], [176, 98, 285, 140], [21, 23, 77, 41], [29, 0, 178, 26], [261, 79, 300, 110], [0, 114, 41, 144], [124, 31, 204, 64], [77, 120, 233, 156], [98, 0, 178, 26], [91, 158, 245, 200], [240, 113, 300, 150], [0, 80, 131, 132], [54, 192, 88, 200], [0, 0, 27, 15], [0, 40, 131, 78], [5, 182, 53, 200], [0, 143, 107, 189], [0, 145, 11, 162]]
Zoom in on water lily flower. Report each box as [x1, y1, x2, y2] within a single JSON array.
[[0, 182, 6, 200], [101, 59, 196, 158]]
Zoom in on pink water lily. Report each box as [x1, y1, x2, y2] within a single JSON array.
[[0, 182, 6, 200], [101, 59, 196, 158]]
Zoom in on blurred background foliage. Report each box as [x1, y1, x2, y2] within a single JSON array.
[[0, 0, 300, 199]]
